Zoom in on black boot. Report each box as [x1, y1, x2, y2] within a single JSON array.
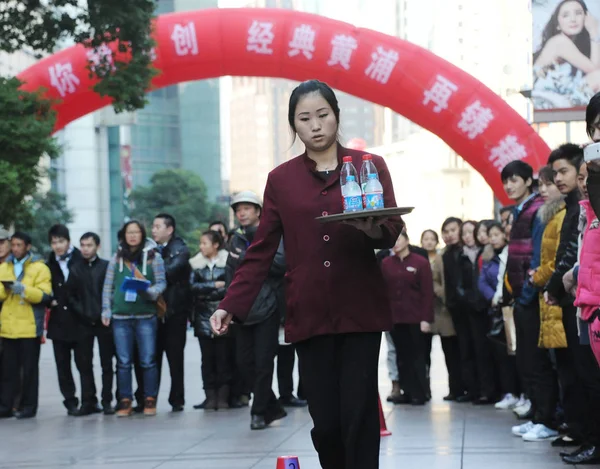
[[217, 386, 230, 410], [204, 389, 217, 411]]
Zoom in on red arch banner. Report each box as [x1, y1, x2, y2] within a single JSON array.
[[17, 8, 550, 203]]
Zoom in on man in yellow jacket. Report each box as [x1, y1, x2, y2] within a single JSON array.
[[0, 232, 52, 419]]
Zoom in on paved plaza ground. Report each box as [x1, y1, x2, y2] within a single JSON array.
[[0, 333, 581, 468]]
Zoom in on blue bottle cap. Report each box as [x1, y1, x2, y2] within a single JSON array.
[[368, 173, 378, 179], [346, 175, 356, 181]]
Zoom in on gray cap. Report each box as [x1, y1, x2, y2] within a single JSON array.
[[230, 190, 262, 209], [0, 227, 10, 240]]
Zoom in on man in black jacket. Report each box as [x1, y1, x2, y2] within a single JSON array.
[[47, 224, 99, 416], [151, 213, 191, 412], [545, 145, 600, 463], [227, 191, 287, 430], [69, 232, 115, 415]]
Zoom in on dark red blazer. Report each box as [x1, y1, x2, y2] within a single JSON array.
[[381, 253, 434, 325], [219, 145, 404, 343]]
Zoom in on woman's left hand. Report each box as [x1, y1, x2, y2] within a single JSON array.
[[342, 216, 386, 238]]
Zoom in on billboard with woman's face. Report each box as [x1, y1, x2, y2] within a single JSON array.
[[533, 0, 600, 111]]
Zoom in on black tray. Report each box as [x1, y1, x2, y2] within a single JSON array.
[[316, 207, 414, 224]]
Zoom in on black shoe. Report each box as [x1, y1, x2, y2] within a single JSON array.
[[562, 445, 600, 465], [66, 406, 79, 417], [279, 396, 308, 408], [193, 400, 206, 410], [251, 415, 268, 430], [456, 394, 474, 403], [560, 444, 587, 458], [443, 394, 457, 402], [14, 409, 36, 420], [265, 407, 288, 426], [76, 404, 103, 416], [473, 396, 495, 406], [554, 436, 581, 449], [229, 398, 246, 409], [411, 398, 426, 406], [172, 405, 184, 412], [0, 407, 13, 418], [133, 404, 145, 414], [103, 406, 116, 416], [392, 394, 412, 405]]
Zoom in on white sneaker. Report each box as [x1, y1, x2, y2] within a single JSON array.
[[513, 400, 532, 418], [522, 424, 559, 442], [512, 421, 535, 437], [495, 393, 520, 410], [513, 394, 526, 409]]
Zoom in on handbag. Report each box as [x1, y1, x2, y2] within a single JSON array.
[[487, 305, 506, 345], [124, 260, 167, 319]]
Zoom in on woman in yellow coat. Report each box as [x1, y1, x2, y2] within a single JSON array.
[[0, 232, 52, 419], [532, 167, 567, 349]]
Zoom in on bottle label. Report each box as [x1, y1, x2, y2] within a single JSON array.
[[343, 195, 363, 212], [365, 192, 384, 210]]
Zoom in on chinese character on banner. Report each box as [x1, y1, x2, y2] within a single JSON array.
[[247, 20, 275, 55], [423, 75, 458, 113], [171, 22, 199, 56], [489, 135, 528, 170], [288, 24, 316, 59], [86, 44, 115, 72], [458, 101, 494, 139], [365, 47, 399, 84], [49, 62, 80, 97], [327, 35, 358, 70]]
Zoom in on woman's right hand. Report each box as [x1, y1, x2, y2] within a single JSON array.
[[214, 281, 226, 289], [210, 309, 233, 335], [102, 317, 111, 327], [586, 13, 599, 36]]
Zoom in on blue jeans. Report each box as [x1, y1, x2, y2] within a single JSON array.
[[113, 317, 158, 400]]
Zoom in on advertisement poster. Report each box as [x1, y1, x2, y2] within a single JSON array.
[[532, 0, 600, 110]]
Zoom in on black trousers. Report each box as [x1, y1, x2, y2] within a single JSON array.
[[297, 332, 381, 469], [0, 338, 40, 413], [450, 310, 479, 397], [199, 337, 233, 390], [555, 303, 600, 445], [52, 338, 97, 408], [514, 300, 561, 427], [237, 312, 280, 416], [277, 343, 304, 399], [468, 311, 497, 398], [391, 324, 428, 401], [489, 339, 521, 397], [424, 334, 464, 396], [229, 324, 251, 401], [136, 313, 187, 407], [92, 324, 117, 405]]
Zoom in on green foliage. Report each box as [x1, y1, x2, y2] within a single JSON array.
[[0, 0, 157, 112], [129, 169, 220, 252], [12, 191, 74, 257], [0, 76, 59, 227]]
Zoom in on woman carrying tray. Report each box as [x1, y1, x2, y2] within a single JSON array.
[[210, 79, 404, 469]]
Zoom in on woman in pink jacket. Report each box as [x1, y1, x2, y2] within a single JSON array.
[[574, 163, 600, 367]]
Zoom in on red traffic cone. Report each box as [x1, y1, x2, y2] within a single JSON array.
[[378, 394, 392, 437], [276, 456, 300, 469]]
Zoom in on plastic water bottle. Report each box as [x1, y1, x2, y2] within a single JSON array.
[[360, 154, 377, 193], [341, 156, 363, 213], [364, 173, 384, 210]]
